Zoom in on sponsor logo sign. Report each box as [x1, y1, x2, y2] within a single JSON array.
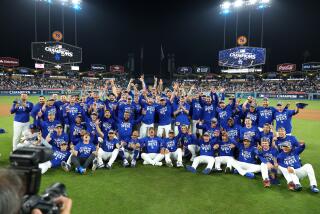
[[0, 57, 19, 67]]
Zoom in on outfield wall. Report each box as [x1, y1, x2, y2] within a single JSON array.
[[1, 89, 320, 100]]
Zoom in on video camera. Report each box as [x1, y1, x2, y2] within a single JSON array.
[[9, 147, 67, 214]]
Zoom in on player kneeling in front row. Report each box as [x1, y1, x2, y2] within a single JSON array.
[[93, 127, 120, 170], [230, 138, 269, 181], [162, 130, 184, 168], [213, 133, 236, 173], [257, 137, 279, 187], [39, 142, 70, 174], [277, 141, 319, 193], [186, 132, 215, 175], [68, 132, 98, 174], [140, 128, 164, 166], [118, 131, 141, 168]]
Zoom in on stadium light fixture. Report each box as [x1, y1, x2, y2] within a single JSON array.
[[234, 0, 244, 8], [221, 1, 232, 10], [248, 0, 258, 5]]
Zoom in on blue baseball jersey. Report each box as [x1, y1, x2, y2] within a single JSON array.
[[140, 137, 163, 153], [190, 99, 203, 120], [176, 133, 197, 146], [69, 123, 85, 145], [173, 102, 190, 126], [74, 141, 96, 158], [217, 103, 235, 129], [198, 139, 215, 157], [236, 143, 258, 164], [162, 137, 179, 152], [141, 103, 157, 125], [256, 106, 276, 128], [11, 101, 33, 123], [37, 119, 61, 138], [42, 105, 59, 122], [225, 125, 240, 141], [101, 117, 116, 135], [201, 103, 217, 125], [215, 139, 236, 157], [243, 110, 259, 127], [100, 138, 119, 152], [274, 109, 296, 134], [63, 103, 84, 125], [258, 147, 278, 164], [50, 149, 71, 167], [239, 126, 259, 146], [156, 101, 172, 126], [275, 135, 300, 150], [49, 131, 69, 150], [277, 144, 305, 169], [31, 102, 44, 122], [258, 131, 273, 146], [196, 123, 220, 139], [117, 120, 136, 142], [126, 138, 142, 150]]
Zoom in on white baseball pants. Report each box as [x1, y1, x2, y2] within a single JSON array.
[[13, 121, 30, 151], [214, 156, 234, 170], [141, 153, 164, 165], [140, 123, 154, 138], [39, 161, 52, 174], [157, 124, 172, 137], [192, 155, 215, 170], [279, 164, 317, 186], [165, 148, 183, 164], [96, 148, 119, 166]]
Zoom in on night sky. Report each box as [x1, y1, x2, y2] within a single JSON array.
[[1, 0, 320, 75]]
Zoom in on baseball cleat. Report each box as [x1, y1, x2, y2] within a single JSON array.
[[176, 161, 184, 168], [233, 169, 239, 174], [166, 161, 173, 167], [244, 172, 255, 179], [213, 168, 223, 173], [271, 179, 280, 185], [131, 160, 136, 168], [105, 164, 112, 169], [154, 161, 163, 166], [186, 165, 197, 173], [92, 159, 98, 171], [61, 161, 71, 172], [78, 167, 86, 175], [123, 160, 130, 167], [224, 167, 231, 174], [294, 184, 302, 191], [310, 185, 319, 193], [263, 179, 271, 188], [202, 168, 211, 175], [288, 182, 295, 191]]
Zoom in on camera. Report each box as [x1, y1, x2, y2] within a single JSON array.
[[9, 147, 67, 214]]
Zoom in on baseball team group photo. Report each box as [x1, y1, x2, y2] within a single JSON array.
[[1, 0, 320, 214]]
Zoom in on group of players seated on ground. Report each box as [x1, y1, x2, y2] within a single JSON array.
[[10, 77, 318, 193]]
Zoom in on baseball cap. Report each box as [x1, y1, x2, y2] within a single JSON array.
[[250, 103, 257, 108], [219, 100, 225, 104], [243, 137, 250, 142], [48, 98, 55, 101], [203, 132, 210, 136], [276, 102, 283, 106], [91, 112, 98, 116], [76, 114, 82, 118], [263, 97, 269, 101], [169, 130, 175, 134], [108, 130, 115, 134], [279, 141, 291, 147], [55, 124, 63, 128], [60, 141, 68, 146], [160, 97, 166, 101], [261, 137, 270, 143], [211, 118, 218, 123]]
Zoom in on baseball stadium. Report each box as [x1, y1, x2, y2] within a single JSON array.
[[0, 0, 319, 214]]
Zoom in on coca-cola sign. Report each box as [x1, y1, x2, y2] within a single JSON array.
[[277, 63, 296, 72], [110, 65, 125, 73], [0, 57, 19, 67]]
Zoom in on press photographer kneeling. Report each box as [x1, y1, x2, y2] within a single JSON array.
[[0, 146, 72, 214]]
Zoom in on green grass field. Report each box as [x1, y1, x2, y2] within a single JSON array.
[[0, 96, 319, 214]]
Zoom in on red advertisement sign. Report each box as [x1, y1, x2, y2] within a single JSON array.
[[0, 57, 19, 67], [110, 65, 125, 73], [277, 63, 296, 72]]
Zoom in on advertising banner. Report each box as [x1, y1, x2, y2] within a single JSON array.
[[195, 66, 210, 73], [0, 90, 41, 96], [110, 65, 125, 73], [277, 63, 296, 72], [31, 42, 82, 65], [0, 57, 19, 67], [91, 64, 106, 72], [302, 62, 320, 71], [177, 67, 192, 74], [257, 93, 308, 99], [219, 47, 266, 68]]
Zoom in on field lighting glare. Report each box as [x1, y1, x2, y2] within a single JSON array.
[[248, 0, 258, 5], [234, 0, 244, 8], [260, 0, 271, 3], [72, 0, 81, 5], [221, 1, 232, 10]]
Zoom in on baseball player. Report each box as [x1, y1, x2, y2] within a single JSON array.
[[156, 97, 173, 137], [189, 92, 203, 136], [139, 96, 157, 138], [45, 124, 69, 150], [36, 112, 61, 139], [162, 130, 184, 168], [39, 142, 71, 174], [230, 138, 268, 180], [216, 97, 236, 129], [176, 125, 199, 161], [257, 137, 279, 187], [242, 102, 259, 127], [101, 109, 116, 136], [256, 97, 276, 131], [119, 130, 142, 168], [173, 96, 190, 135], [273, 127, 300, 150], [31, 96, 46, 124], [40, 98, 59, 122], [213, 133, 236, 173], [239, 117, 259, 147], [16, 124, 42, 148], [277, 142, 319, 193], [69, 114, 86, 146], [140, 128, 164, 166], [196, 118, 220, 140], [258, 123, 274, 146], [93, 127, 120, 170], [200, 87, 219, 126], [186, 132, 215, 175], [223, 117, 240, 142], [69, 132, 98, 174], [10, 93, 34, 150], [274, 102, 299, 135]]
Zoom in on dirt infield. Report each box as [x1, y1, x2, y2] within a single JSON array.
[[0, 103, 319, 121], [295, 109, 320, 121], [0, 104, 11, 116]]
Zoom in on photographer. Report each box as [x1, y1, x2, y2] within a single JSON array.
[[10, 93, 34, 151], [0, 169, 72, 214]]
